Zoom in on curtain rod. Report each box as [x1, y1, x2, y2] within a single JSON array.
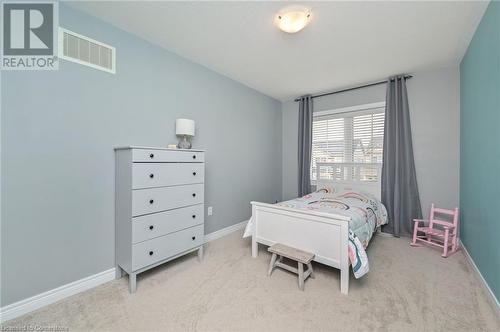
[[294, 75, 413, 102]]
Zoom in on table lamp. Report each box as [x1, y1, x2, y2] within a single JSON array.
[[176, 118, 195, 149]]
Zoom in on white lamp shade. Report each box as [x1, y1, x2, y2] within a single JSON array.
[[175, 118, 195, 136]]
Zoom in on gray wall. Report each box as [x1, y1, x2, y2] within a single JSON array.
[[1, 4, 282, 306], [282, 67, 460, 218]]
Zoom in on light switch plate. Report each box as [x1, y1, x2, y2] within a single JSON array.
[[208, 206, 213, 216]]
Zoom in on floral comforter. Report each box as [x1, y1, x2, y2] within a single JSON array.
[[244, 185, 387, 278]]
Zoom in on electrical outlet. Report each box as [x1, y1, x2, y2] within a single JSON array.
[[208, 206, 213, 216]]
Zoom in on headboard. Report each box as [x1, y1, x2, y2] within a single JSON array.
[[315, 162, 382, 200]]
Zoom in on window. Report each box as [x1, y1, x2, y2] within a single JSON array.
[[311, 102, 385, 183]]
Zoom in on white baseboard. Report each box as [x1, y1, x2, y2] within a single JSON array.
[[459, 240, 499, 311], [204, 220, 248, 243], [0, 220, 249, 323], [0, 268, 116, 323]]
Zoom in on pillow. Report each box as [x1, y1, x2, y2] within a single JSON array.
[[315, 183, 380, 202], [315, 184, 357, 196]]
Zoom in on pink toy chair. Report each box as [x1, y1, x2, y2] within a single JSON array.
[[411, 204, 459, 258]]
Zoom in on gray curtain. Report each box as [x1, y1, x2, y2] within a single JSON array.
[[298, 95, 313, 197], [381, 76, 422, 236]]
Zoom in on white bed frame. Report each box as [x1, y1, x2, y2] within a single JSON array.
[[251, 162, 381, 294]]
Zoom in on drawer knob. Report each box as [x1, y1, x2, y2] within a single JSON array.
[[149, 199, 154, 204], [149, 173, 154, 178], [192, 215, 196, 219], [192, 236, 196, 240], [192, 193, 196, 197], [192, 155, 196, 159], [149, 225, 154, 230], [149, 251, 154, 256], [149, 153, 154, 159], [193, 172, 197, 176]]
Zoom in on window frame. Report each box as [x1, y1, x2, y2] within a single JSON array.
[[311, 101, 386, 185]]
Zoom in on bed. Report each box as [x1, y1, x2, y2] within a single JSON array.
[[245, 162, 388, 294]]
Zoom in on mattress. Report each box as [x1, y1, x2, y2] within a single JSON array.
[[277, 185, 388, 249]]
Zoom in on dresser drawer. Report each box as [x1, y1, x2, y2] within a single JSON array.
[[132, 163, 204, 189], [132, 204, 204, 244], [132, 149, 204, 163], [132, 224, 204, 271], [132, 184, 204, 216]]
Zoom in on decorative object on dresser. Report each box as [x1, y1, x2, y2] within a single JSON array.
[[175, 119, 195, 149], [115, 146, 205, 293]]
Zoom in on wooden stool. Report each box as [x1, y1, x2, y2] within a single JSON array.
[[268, 243, 315, 291]]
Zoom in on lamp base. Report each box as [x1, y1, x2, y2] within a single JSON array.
[[177, 136, 192, 149]]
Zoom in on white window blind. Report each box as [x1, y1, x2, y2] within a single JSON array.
[[311, 104, 385, 182]]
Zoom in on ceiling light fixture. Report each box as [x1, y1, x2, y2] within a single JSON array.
[[275, 7, 311, 33]]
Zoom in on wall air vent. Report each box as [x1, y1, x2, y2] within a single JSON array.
[[58, 27, 116, 74]]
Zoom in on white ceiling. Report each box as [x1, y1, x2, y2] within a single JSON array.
[[69, 1, 488, 101]]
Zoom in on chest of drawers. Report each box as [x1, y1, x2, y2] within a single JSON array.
[[114, 146, 205, 293]]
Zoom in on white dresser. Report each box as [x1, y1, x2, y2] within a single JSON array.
[[114, 146, 205, 293]]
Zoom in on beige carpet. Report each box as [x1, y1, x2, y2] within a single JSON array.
[[4, 231, 499, 331]]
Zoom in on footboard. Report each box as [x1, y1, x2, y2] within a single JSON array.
[[251, 201, 350, 294]]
